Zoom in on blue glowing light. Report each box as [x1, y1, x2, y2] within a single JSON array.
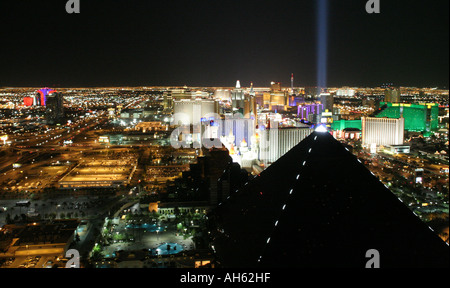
[[316, 0, 329, 93]]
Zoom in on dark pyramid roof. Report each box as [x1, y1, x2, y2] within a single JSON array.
[[209, 131, 449, 268]]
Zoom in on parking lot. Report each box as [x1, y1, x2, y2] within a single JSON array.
[[1, 254, 63, 268], [0, 195, 115, 227]]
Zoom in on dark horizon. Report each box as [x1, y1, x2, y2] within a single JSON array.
[[1, 0, 448, 88]]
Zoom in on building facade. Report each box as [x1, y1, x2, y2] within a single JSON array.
[[375, 102, 439, 135], [362, 117, 404, 146], [173, 99, 219, 125], [259, 126, 313, 165], [320, 93, 334, 113], [46, 92, 65, 124], [384, 87, 401, 103]]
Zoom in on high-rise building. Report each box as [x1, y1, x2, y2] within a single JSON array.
[[230, 81, 257, 118], [270, 82, 287, 108], [231, 80, 245, 111], [384, 87, 401, 103], [259, 126, 313, 165], [297, 103, 323, 120], [162, 91, 173, 109], [290, 73, 294, 94], [331, 119, 362, 131], [244, 82, 257, 119], [173, 99, 219, 125], [336, 88, 355, 97], [249, 82, 256, 97], [362, 117, 404, 146], [375, 102, 439, 135], [34, 88, 57, 106], [183, 147, 233, 205], [243, 96, 257, 119], [209, 131, 449, 268], [270, 82, 282, 91], [45, 92, 65, 124], [304, 86, 319, 96], [214, 89, 232, 102], [262, 82, 288, 111], [163, 88, 206, 109], [320, 93, 334, 113]]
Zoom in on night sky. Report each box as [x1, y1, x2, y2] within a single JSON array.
[[1, 0, 448, 88]]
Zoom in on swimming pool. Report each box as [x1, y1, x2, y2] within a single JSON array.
[[153, 243, 184, 255]]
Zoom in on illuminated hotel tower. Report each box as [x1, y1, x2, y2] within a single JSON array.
[[46, 92, 65, 124], [291, 73, 294, 94], [362, 117, 405, 146], [384, 86, 401, 103], [259, 126, 313, 165], [249, 82, 255, 97], [244, 82, 257, 119], [231, 80, 245, 112]]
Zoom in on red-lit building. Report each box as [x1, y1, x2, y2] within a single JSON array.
[[23, 96, 34, 106], [25, 88, 57, 106]]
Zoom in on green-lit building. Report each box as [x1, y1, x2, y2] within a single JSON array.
[[375, 102, 439, 135], [331, 119, 362, 131], [331, 102, 439, 137]]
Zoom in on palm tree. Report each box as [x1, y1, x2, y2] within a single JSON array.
[[5, 213, 11, 224], [91, 250, 103, 262]]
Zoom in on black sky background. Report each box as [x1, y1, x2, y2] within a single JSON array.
[[0, 0, 448, 88]]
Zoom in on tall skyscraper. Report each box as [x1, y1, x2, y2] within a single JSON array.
[[34, 88, 57, 106], [34, 91, 43, 106], [214, 89, 232, 102], [173, 99, 219, 125], [384, 86, 401, 103], [162, 91, 173, 109], [320, 93, 334, 113], [267, 82, 288, 111], [163, 88, 202, 110], [290, 73, 295, 96], [249, 82, 255, 97], [362, 117, 404, 146], [375, 102, 439, 135], [45, 92, 65, 124], [231, 80, 245, 112], [297, 104, 323, 120], [259, 126, 313, 165]]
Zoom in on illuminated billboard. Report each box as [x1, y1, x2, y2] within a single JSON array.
[[99, 136, 110, 143], [0, 135, 8, 145]]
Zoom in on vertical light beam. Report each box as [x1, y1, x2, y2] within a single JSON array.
[[316, 0, 329, 95]]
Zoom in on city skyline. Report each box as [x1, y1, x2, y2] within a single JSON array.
[[0, 84, 448, 269], [1, 0, 448, 88], [0, 0, 449, 273]]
